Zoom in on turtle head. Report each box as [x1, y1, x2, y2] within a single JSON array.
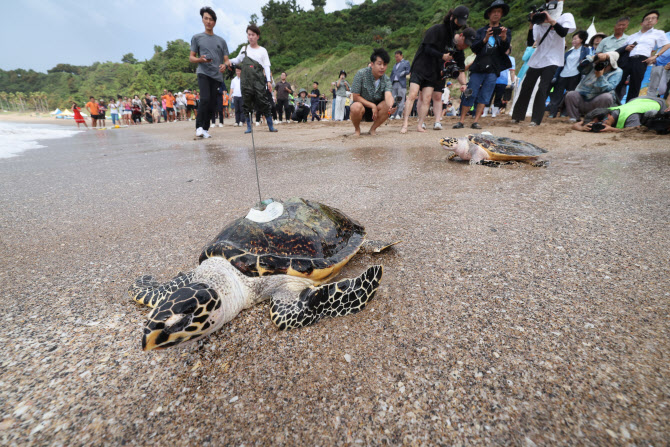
[[440, 137, 459, 149], [142, 283, 223, 351], [441, 137, 471, 160]]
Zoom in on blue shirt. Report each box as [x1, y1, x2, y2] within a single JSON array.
[[655, 31, 670, 66], [576, 67, 623, 101], [496, 56, 515, 84]]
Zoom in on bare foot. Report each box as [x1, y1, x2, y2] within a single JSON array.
[[400, 126, 408, 134], [368, 129, 377, 136], [354, 129, 361, 136], [416, 125, 426, 133]]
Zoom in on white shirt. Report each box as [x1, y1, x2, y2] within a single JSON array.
[[625, 28, 670, 58], [442, 88, 450, 104], [230, 45, 272, 82], [230, 76, 242, 97], [529, 13, 577, 69]]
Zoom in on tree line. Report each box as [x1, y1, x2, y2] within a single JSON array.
[[1, 0, 667, 112]]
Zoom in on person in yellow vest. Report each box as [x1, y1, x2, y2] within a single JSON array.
[[572, 96, 669, 132]]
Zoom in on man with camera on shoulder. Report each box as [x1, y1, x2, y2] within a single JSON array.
[[454, 0, 512, 130], [512, 1, 576, 126], [563, 52, 622, 123]]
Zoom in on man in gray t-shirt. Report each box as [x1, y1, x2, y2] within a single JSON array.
[[189, 7, 230, 138]]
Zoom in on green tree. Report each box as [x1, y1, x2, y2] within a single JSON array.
[[312, 0, 326, 11], [250, 13, 259, 25], [121, 53, 138, 64], [154, 45, 163, 54]]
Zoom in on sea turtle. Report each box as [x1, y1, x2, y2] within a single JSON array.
[[129, 198, 397, 351], [440, 133, 548, 167]]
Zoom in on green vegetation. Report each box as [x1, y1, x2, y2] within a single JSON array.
[[1, 0, 669, 110]]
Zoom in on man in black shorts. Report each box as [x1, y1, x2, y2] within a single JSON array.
[[400, 6, 474, 133], [350, 48, 397, 136]]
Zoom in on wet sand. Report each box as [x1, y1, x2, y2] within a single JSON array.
[[1, 116, 669, 445]]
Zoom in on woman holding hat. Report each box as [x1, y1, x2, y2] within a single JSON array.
[[334, 70, 350, 121]]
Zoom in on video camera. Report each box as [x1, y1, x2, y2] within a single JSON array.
[[529, 1, 558, 25], [392, 95, 403, 109], [491, 26, 502, 36], [440, 47, 462, 80]]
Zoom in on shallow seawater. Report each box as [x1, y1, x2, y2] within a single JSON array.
[[0, 121, 82, 158]]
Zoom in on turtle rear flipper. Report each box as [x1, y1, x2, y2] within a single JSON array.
[[129, 271, 195, 308], [270, 265, 383, 330]]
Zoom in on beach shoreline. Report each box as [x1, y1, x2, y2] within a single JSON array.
[[1, 111, 669, 445]]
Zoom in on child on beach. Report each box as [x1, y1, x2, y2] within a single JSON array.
[[108, 98, 119, 126], [72, 103, 89, 129]]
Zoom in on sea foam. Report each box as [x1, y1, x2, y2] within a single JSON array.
[[0, 121, 82, 159]]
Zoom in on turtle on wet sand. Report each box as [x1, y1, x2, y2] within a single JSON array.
[[129, 198, 398, 351], [440, 133, 548, 167]]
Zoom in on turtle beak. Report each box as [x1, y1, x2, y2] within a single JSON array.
[[142, 314, 194, 351]]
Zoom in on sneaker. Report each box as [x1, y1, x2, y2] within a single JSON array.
[[452, 122, 464, 129], [218, 123, 223, 128], [548, 114, 555, 119], [529, 122, 538, 127], [569, 118, 577, 123], [421, 123, 426, 130], [433, 122, 443, 130], [482, 107, 489, 117], [471, 122, 482, 129], [389, 116, 395, 120], [202, 130, 212, 138], [255, 121, 260, 127], [195, 127, 204, 137], [512, 119, 520, 124]]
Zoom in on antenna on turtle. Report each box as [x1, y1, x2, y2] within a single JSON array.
[[248, 112, 263, 205]]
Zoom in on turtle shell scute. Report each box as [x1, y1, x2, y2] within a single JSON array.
[[199, 198, 366, 277]]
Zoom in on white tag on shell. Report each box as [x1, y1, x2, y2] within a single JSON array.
[[245, 201, 284, 223]]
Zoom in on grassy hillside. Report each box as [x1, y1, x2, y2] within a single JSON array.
[[280, 0, 670, 92]]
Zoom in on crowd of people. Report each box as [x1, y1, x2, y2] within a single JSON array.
[[70, 90, 211, 129], [72, 2, 670, 136]]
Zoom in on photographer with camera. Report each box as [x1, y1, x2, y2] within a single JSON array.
[[512, 1, 576, 126], [563, 52, 622, 123], [400, 6, 474, 134], [571, 95, 668, 133], [454, 0, 512, 130]]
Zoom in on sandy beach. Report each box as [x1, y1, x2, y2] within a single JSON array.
[[1, 113, 668, 445]]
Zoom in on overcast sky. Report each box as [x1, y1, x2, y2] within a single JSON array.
[[2, 0, 355, 73]]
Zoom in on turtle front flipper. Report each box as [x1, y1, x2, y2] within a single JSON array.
[[129, 271, 196, 308], [270, 265, 383, 330]]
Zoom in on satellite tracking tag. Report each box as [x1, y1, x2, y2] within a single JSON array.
[[245, 201, 284, 223]]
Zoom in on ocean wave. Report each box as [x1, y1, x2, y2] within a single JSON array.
[[0, 122, 82, 159]]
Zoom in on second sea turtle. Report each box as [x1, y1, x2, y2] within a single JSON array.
[[440, 133, 548, 167]]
